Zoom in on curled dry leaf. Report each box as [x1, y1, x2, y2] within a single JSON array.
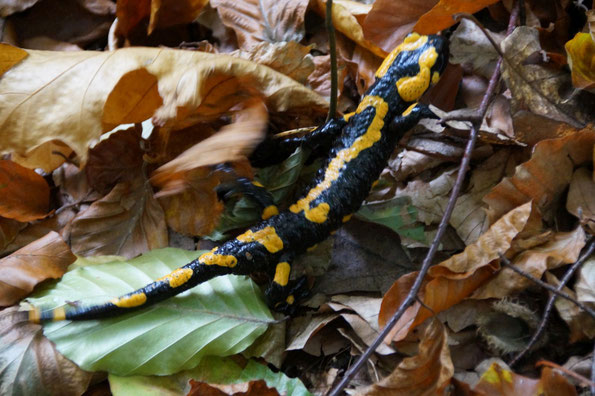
[[11, 140, 74, 173], [362, 0, 437, 53], [0, 306, 93, 396], [484, 126, 595, 223], [379, 202, 535, 342], [0, 45, 327, 161], [565, 32, 595, 93], [414, 0, 501, 35], [312, 0, 386, 58], [0, 231, 75, 307], [473, 226, 586, 299], [356, 319, 453, 396], [210, 0, 309, 50], [566, 167, 595, 233], [116, 0, 209, 37], [70, 178, 167, 258], [0, 160, 49, 222]]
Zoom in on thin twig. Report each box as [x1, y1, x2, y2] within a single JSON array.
[[327, 5, 521, 395], [591, 341, 595, 395], [509, 238, 595, 366], [499, 253, 595, 318], [325, 0, 338, 122]]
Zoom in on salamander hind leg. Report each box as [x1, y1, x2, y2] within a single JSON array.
[[265, 258, 310, 315]]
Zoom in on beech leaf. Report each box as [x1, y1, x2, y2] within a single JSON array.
[[0, 159, 50, 222]]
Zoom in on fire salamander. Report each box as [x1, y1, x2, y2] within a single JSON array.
[[29, 33, 448, 323]]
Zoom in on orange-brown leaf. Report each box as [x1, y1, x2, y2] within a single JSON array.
[[565, 32, 595, 93], [0, 160, 49, 222], [0, 231, 75, 306], [414, 0, 500, 35], [10, 140, 73, 173], [567, 167, 595, 233], [358, 319, 454, 396], [70, 178, 167, 258], [0, 44, 28, 76], [148, 0, 209, 34], [484, 126, 595, 223], [362, 0, 437, 53], [188, 379, 280, 396]]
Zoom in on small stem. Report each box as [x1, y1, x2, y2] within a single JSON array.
[[325, 0, 338, 122]]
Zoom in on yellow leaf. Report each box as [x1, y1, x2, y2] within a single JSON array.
[[565, 32, 595, 93]]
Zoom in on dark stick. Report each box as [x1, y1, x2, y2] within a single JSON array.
[[325, 0, 338, 122], [327, 4, 520, 395], [499, 253, 595, 318], [509, 238, 595, 366]]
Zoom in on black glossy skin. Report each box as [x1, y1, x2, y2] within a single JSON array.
[[33, 34, 449, 322]]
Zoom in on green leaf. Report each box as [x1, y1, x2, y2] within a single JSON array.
[[357, 197, 427, 242], [26, 248, 274, 376], [109, 356, 312, 396]]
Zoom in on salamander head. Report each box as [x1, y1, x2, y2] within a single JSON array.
[[376, 33, 449, 102]]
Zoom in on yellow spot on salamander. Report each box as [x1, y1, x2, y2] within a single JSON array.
[[112, 292, 147, 308], [199, 247, 238, 267], [396, 46, 438, 102], [286, 295, 295, 305], [402, 102, 418, 117], [52, 306, 66, 321], [290, 96, 389, 223], [307, 244, 318, 252], [262, 205, 279, 220], [432, 71, 441, 85], [342, 214, 352, 223], [29, 308, 41, 324], [371, 179, 380, 189], [158, 268, 194, 288], [376, 33, 428, 78], [273, 262, 291, 286], [237, 226, 284, 253], [343, 112, 355, 122], [252, 181, 264, 188]]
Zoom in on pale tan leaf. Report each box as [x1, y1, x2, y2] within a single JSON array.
[[357, 319, 453, 396], [0, 231, 75, 306], [0, 46, 327, 161], [210, 0, 309, 50], [474, 227, 586, 299], [70, 178, 167, 258], [575, 256, 595, 303]]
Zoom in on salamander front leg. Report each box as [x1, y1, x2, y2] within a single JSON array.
[[264, 258, 309, 315]]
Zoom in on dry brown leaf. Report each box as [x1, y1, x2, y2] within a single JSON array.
[[188, 379, 280, 396], [0, 0, 40, 17], [232, 41, 315, 86], [152, 98, 267, 188], [0, 43, 28, 76], [546, 272, 595, 342], [8, 0, 113, 47], [286, 313, 339, 351], [501, 26, 591, 126], [474, 227, 585, 299], [0, 306, 93, 396], [362, 0, 437, 53], [156, 168, 224, 236], [575, 256, 595, 303], [380, 202, 535, 342], [0, 217, 25, 253], [0, 231, 75, 306], [86, 126, 144, 194], [473, 362, 577, 396], [70, 178, 167, 258], [210, 0, 309, 50], [414, 0, 500, 35], [484, 126, 595, 223], [0, 45, 327, 161], [566, 167, 595, 234], [11, 140, 74, 173], [312, 0, 386, 58], [0, 160, 49, 222], [449, 19, 503, 79], [357, 319, 453, 396]]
